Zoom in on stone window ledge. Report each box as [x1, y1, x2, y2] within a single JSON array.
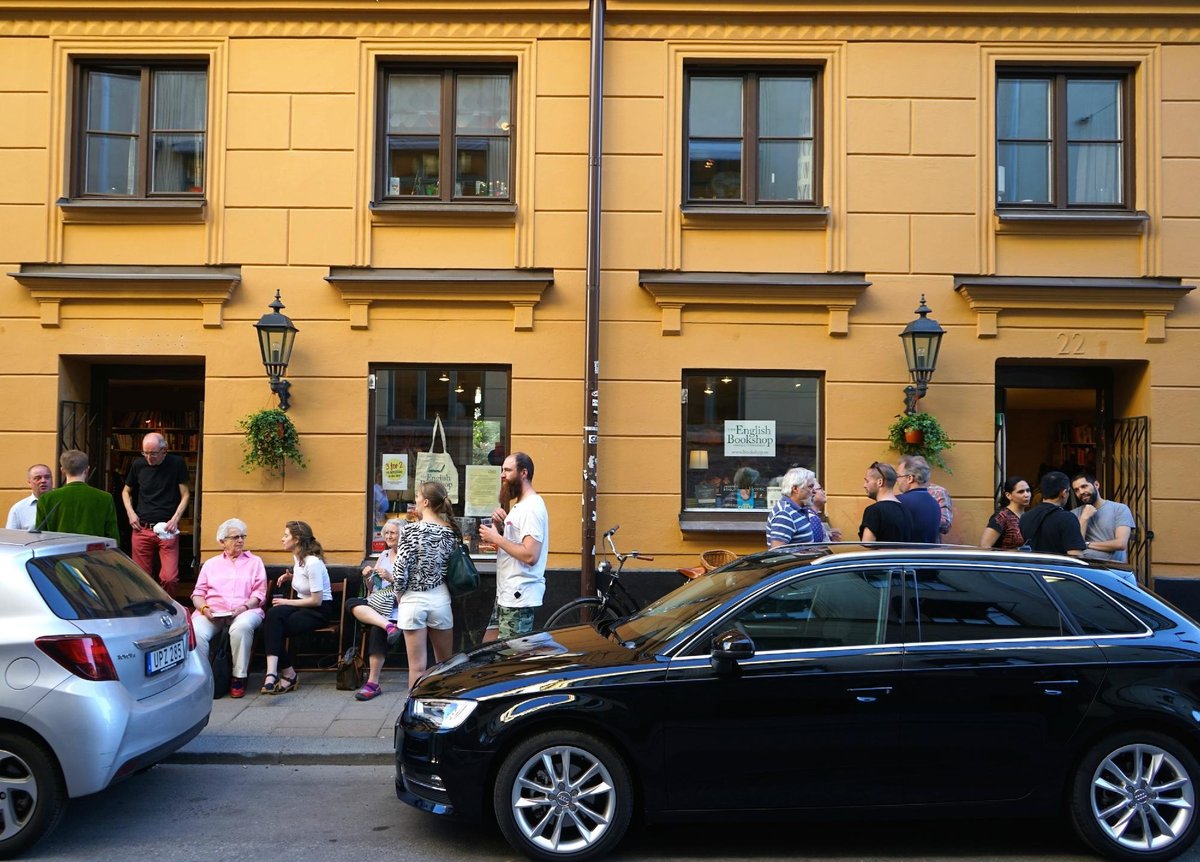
[[368, 201, 517, 222], [56, 197, 206, 222], [326, 267, 553, 330], [679, 511, 768, 533], [9, 264, 240, 328], [994, 208, 1149, 234], [681, 204, 830, 226], [639, 271, 869, 336]]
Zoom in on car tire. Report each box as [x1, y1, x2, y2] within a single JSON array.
[[494, 730, 633, 862], [0, 732, 67, 860], [1070, 730, 1200, 862], [545, 599, 618, 630]]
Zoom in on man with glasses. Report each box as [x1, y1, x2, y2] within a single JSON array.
[[122, 431, 191, 589], [895, 455, 942, 544], [6, 463, 53, 529]]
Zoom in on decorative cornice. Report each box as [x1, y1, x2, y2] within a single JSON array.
[[0, 18, 589, 38], [325, 266, 553, 330], [9, 264, 241, 328], [954, 275, 1194, 343], [639, 271, 869, 336]]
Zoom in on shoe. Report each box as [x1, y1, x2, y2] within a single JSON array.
[[355, 681, 382, 701], [385, 623, 401, 646], [260, 673, 278, 695], [276, 671, 299, 694], [230, 677, 246, 699]]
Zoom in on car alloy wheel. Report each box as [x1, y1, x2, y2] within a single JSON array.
[[0, 733, 66, 858], [495, 730, 632, 861], [1071, 731, 1200, 862]]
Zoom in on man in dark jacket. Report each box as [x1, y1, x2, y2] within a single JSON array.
[[1019, 471, 1085, 557]]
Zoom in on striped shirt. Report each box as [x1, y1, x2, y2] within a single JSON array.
[[766, 496, 815, 547], [392, 521, 459, 593]]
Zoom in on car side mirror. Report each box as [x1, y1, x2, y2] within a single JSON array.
[[710, 629, 755, 674]]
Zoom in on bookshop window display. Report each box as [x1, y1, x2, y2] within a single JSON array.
[[367, 365, 509, 555], [682, 372, 821, 517]]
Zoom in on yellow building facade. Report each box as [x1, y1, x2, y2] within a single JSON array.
[[2, 1, 1198, 587]]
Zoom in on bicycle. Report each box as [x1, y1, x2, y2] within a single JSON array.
[[545, 524, 654, 628]]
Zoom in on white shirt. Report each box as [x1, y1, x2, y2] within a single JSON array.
[[495, 492, 549, 608], [5, 494, 38, 530], [292, 555, 333, 602]]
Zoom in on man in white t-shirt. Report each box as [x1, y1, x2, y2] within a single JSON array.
[[480, 451, 548, 641], [6, 463, 53, 530]]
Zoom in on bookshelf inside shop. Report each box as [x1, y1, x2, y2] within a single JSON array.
[[1052, 419, 1097, 477], [109, 410, 200, 534]]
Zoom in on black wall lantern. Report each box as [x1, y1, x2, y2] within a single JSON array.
[[254, 289, 299, 411], [898, 294, 944, 414]]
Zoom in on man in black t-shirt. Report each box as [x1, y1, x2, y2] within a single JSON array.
[[859, 461, 913, 543], [121, 432, 190, 589], [1019, 471, 1085, 557]]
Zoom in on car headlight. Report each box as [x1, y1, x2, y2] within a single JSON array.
[[410, 698, 477, 730]]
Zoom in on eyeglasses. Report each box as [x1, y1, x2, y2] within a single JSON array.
[[142, 448, 166, 456], [224, 534, 247, 541]]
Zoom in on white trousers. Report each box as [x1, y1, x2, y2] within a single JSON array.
[[192, 611, 263, 678]]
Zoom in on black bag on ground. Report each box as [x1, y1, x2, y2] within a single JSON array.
[[209, 622, 232, 699]]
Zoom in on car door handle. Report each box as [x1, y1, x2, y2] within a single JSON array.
[[848, 686, 893, 703], [1036, 679, 1079, 696]]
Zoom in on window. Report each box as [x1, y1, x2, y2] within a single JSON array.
[[378, 65, 513, 203], [367, 366, 509, 553], [1041, 575, 1144, 635], [912, 568, 1068, 643], [683, 372, 820, 513], [996, 69, 1130, 209], [685, 68, 819, 206], [74, 63, 208, 198]]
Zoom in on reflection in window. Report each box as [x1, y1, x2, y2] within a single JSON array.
[[683, 372, 821, 512], [913, 568, 1067, 642], [732, 569, 893, 651], [1042, 575, 1143, 635], [368, 366, 508, 554]]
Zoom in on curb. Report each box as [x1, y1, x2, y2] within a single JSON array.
[[165, 736, 395, 767]]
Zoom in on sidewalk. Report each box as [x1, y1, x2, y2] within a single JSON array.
[[167, 670, 408, 766]]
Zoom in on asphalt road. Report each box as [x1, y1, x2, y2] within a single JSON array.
[[31, 763, 1200, 862]]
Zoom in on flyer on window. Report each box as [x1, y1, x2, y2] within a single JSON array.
[[465, 465, 502, 517], [381, 453, 408, 490]]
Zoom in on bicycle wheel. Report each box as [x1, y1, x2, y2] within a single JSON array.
[[545, 598, 619, 629]]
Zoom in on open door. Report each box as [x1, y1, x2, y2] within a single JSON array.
[[1112, 416, 1151, 586]]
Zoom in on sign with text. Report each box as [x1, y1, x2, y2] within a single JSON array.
[[465, 464, 502, 518], [381, 453, 408, 491], [724, 420, 776, 457]]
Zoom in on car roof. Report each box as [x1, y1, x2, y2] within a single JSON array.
[[0, 528, 117, 554]]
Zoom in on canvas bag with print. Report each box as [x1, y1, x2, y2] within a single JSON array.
[[414, 414, 459, 503]]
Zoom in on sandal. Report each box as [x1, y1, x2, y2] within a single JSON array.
[[276, 671, 299, 694], [355, 681, 382, 701], [260, 673, 279, 695]]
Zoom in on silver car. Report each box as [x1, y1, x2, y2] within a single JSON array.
[[0, 529, 211, 857]]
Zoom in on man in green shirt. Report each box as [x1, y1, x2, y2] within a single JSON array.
[[35, 450, 119, 543]]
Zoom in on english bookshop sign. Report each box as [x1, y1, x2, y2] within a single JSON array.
[[724, 420, 776, 457]]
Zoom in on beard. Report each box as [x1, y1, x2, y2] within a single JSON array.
[[501, 476, 521, 507], [866, 486, 878, 500], [1076, 490, 1094, 504]]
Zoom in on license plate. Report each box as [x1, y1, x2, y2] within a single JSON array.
[[146, 638, 186, 676]]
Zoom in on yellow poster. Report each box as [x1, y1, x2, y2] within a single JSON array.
[[465, 465, 502, 517], [382, 453, 408, 490]]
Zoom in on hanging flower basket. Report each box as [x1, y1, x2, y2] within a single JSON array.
[[886, 411, 953, 472], [238, 408, 306, 477], [904, 428, 924, 445]]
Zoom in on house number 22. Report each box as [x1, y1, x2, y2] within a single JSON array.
[[1056, 332, 1085, 355]]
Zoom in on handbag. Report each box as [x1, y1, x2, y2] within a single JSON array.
[[445, 543, 480, 597], [209, 621, 232, 699], [336, 623, 365, 691], [415, 414, 459, 503]]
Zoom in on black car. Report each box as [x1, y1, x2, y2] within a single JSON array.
[[395, 546, 1200, 862]]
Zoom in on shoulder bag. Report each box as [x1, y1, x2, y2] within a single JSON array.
[[445, 543, 480, 597]]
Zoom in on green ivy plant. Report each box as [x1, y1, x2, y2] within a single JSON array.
[[238, 408, 306, 477], [886, 411, 954, 472]]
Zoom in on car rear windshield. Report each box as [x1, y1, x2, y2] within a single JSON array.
[[26, 548, 175, 620]]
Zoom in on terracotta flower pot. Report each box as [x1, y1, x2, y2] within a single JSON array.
[[904, 428, 924, 445]]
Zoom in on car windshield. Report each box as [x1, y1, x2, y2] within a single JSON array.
[[612, 557, 783, 650], [26, 548, 175, 620]]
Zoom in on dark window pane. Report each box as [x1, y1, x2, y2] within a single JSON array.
[[150, 133, 204, 193], [152, 70, 206, 130], [913, 568, 1068, 642], [455, 74, 511, 135], [997, 141, 1050, 203], [454, 137, 509, 197], [758, 140, 813, 202], [997, 78, 1049, 139], [84, 134, 137, 195], [87, 71, 140, 133], [688, 140, 742, 200], [1042, 575, 1142, 635], [387, 74, 441, 133], [26, 549, 167, 621], [689, 77, 742, 137], [759, 77, 811, 137], [733, 570, 892, 651], [1067, 80, 1120, 141], [1068, 142, 1121, 204], [386, 137, 441, 196]]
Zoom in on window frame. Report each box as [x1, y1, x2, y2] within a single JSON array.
[[682, 64, 823, 209], [71, 59, 209, 201], [995, 65, 1134, 212], [375, 62, 516, 206]]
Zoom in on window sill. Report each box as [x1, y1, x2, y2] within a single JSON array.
[[57, 197, 207, 222], [369, 201, 517, 222], [994, 208, 1149, 234], [682, 204, 829, 227], [679, 510, 768, 534]]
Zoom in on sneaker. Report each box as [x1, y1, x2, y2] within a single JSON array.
[[230, 677, 246, 699], [355, 681, 382, 701], [385, 623, 401, 646]]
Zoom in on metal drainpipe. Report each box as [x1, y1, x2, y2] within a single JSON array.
[[580, 0, 606, 598]]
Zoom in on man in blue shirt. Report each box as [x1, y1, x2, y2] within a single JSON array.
[[896, 455, 942, 544], [767, 467, 816, 548]]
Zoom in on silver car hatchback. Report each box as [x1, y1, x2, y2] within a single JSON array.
[[0, 529, 211, 858]]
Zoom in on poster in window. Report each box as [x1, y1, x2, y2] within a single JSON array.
[[724, 420, 776, 457], [381, 454, 408, 491], [465, 465, 502, 518]]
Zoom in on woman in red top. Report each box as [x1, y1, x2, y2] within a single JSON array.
[[980, 476, 1032, 550]]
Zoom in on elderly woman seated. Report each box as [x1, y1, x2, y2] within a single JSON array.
[[190, 518, 268, 698]]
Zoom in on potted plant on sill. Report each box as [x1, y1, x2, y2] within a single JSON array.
[[886, 411, 954, 472], [238, 408, 306, 477]]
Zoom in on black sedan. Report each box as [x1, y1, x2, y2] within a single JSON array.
[[395, 546, 1200, 862]]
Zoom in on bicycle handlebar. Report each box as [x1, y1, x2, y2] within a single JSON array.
[[604, 524, 620, 538]]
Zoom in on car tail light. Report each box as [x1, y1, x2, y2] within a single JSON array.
[[36, 635, 119, 682], [184, 609, 197, 651]]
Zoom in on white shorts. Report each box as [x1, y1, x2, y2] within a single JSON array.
[[397, 584, 453, 631]]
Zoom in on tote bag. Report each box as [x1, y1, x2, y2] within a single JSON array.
[[415, 414, 459, 503]]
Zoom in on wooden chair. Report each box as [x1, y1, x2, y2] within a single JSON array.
[[283, 579, 349, 672]]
